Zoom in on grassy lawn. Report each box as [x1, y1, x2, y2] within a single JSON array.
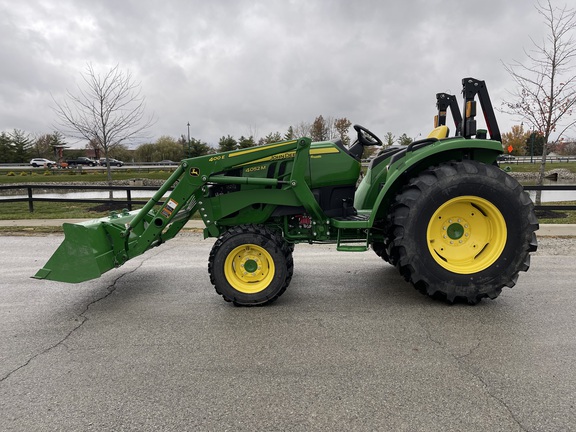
[[536, 204, 576, 224], [0, 201, 146, 220], [498, 161, 576, 173], [0, 169, 172, 184]]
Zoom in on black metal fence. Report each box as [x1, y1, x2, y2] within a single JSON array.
[[522, 185, 576, 211], [0, 183, 575, 213], [0, 184, 168, 213]]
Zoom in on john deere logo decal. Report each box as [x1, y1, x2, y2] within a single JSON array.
[[190, 167, 200, 177]]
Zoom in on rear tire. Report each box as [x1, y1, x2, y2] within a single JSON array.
[[387, 161, 538, 304], [208, 224, 293, 306]]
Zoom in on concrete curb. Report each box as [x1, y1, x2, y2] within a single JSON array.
[[0, 219, 573, 236]]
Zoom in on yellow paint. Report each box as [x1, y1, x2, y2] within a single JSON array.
[[427, 126, 449, 139], [235, 147, 339, 166], [224, 244, 275, 293], [426, 196, 507, 274], [228, 141, 298, 158]]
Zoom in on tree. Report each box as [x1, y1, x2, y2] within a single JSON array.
[[134, 137, 184, 162], [8, 129, 33, 163], [555, 138, 576, 155], [284, 126, 295, 140], [384, 132, 396, 148], [238, 135, 256, 149], [525, 131, 546, 157], [134, 142, 156, 162], [189, 137, 213, 157], [53, 63, 155, 189], [397, 133, 413, 146], [108, 144, 132, 162], [292, 121, 311, 139], [334, 117, 352, 145], [258, 132, 282, 145], [33, 132, 66, 160], [0, 132, 12, 163], [502, 124, 530, 155], [218, 135, 237, 152], [503, 1, 576, 204], [154, 136, 185, 161], [310, 115, 328, 141]]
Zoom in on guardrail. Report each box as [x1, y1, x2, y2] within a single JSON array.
[[1, 183, 575, 213]]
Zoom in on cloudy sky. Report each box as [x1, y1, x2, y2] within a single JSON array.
[[0, 0, 551, 148]]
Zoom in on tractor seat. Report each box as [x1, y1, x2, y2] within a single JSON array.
[[427, 125, 449, 139]]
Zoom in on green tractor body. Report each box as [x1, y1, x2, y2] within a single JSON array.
[[35, 78, 538, 305]]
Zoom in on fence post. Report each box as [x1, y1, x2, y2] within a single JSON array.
[[27, 187, 34, 212], [126, 188, 132, 211]]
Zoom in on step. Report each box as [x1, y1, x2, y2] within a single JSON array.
[[330, 212, 372, 229]]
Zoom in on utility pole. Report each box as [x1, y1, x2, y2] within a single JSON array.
[[187, 122, 191, 158]]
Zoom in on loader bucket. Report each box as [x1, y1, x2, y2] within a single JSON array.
[[34, 164, 193, 283], [34, 219, 123, 283]]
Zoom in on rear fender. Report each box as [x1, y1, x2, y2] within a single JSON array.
[[363, 138, 502, 224]]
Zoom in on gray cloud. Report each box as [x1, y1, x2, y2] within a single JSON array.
[[0, 0, 550, 147]]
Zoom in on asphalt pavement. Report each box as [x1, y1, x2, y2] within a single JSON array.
[[1, 233, 575, 431]]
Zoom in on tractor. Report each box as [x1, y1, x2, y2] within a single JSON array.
[[35, 78, 539, 305]]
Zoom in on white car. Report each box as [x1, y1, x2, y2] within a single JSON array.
[[30, 158, 56, 168]]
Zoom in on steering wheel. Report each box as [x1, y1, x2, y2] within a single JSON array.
[[353, 124, 382, 147]]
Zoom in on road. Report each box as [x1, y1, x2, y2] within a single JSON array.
[[1, 234, 575, 431]]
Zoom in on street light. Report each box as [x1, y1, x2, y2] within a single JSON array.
[[187, 122, 191, 158]]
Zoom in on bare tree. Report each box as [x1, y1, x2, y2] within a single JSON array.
[[292, 121, 312, 139], [503, 1, 576, 204], [53, 64, 155, 191]]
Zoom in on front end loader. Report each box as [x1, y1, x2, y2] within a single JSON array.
[[35, 78, 538, 305]]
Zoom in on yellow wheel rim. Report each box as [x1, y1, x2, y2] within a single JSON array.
[[224, 244, 275, 293], [426, 196, 507, 274]]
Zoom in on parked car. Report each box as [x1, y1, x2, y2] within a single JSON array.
[[30, 158, 56, 168], [497, 154, 516, 161], [99, 158, 124, 167], [65, 157, 98, 167]]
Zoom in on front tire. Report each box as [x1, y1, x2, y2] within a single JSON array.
[[208, 225, 293, 306], [387, 161, 538, 304]]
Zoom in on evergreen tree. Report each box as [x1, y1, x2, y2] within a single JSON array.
[[384, 132, 396, 147], [238, 135, 256, 149], [189, 137, 213, 157], [218, 135, 237, 152], [263, 132, 282, 144], [284, 126, 295, 140], [397, 133, 413, 146], [525, 132, 545, 157], [9, 129, 33, 162], [0, 132, 13, 163]]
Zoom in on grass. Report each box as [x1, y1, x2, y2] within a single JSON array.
[[536, 202, 576, 224], [499, 161, 576, 174], [0, 169, 172, 184], [0, 201, 145, 220], [0, 226, 64, 235]]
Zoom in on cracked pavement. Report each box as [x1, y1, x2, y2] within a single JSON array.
[[1, 234, 575, 431]]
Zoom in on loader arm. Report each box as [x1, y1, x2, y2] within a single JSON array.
[[34, 138, 323, 283]]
